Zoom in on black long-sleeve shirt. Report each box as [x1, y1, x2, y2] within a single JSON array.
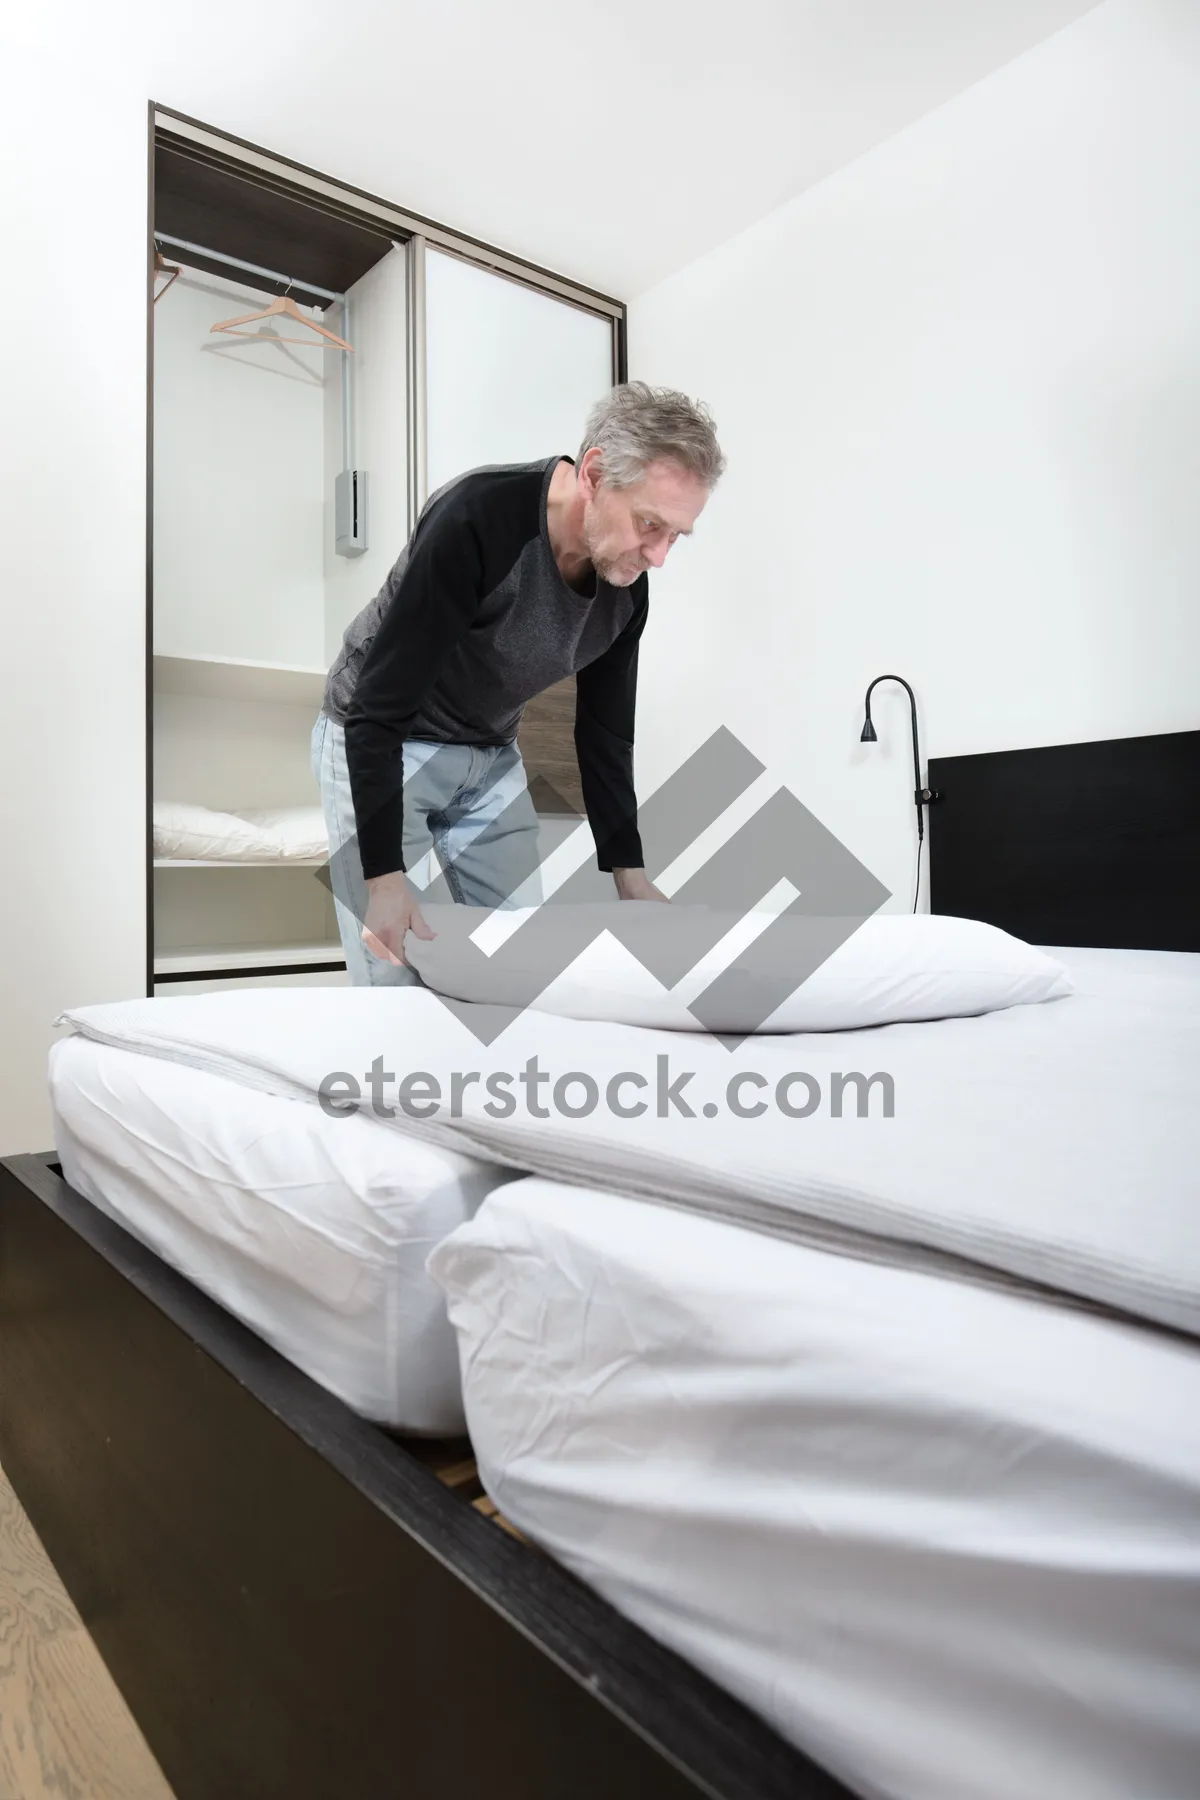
[[322, 456, 648, 881]]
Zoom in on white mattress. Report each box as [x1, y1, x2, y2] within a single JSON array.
[[53, 947, 1200, 1335], [48, 1033, 517, 1433], [431, 1177, 1200, 1800]]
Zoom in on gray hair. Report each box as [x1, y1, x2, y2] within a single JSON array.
[[578, 381, 726, 491]]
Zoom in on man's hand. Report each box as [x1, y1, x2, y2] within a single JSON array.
[[362, 870, 437, 966], [612, 867, 669, 903]]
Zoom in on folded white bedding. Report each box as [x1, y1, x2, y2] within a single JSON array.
[[154, 799, 327, 861], [53, 947, 1200, 1335]]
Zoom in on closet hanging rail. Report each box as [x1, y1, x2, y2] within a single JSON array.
[[154, 232, 358, 472], [154, 233, 343, 303]]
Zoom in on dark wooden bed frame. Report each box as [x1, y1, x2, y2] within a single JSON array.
[[2, 728, 1196, 1798], [0, 1150, 839, 1800]]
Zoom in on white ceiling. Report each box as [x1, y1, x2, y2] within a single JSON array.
[[37, 0, 1101, 298]]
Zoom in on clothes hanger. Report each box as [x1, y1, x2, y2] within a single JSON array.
[[153, 244, 181, 304], [209, 280, 354, 351]]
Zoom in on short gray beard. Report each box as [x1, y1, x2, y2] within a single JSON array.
[[583, 513, 637, 588]]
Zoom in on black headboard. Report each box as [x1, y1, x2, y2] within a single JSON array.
[[927, 729, 1200, 950]]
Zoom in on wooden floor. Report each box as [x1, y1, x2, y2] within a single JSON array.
[[0, 1463, 174, 1800]]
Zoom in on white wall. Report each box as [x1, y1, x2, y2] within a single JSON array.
[[628, 0, 1200, 915], [322, 245, 409, 664], [0, 45, 149, 1154], [154, 264, 327, 666]]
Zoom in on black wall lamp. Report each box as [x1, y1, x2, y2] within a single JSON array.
[[860, 673, 941, 910]]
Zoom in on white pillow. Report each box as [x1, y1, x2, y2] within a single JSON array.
[[239, 805, 329, 860], [404, 903, 1073, 1034], [154, 801, 328, 862], [153, 800, 270, 861]]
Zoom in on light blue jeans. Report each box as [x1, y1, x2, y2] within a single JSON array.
[[310, 712, 544, 987]]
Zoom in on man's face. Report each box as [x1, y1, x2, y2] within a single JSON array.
[[581, 454, 711, 587]]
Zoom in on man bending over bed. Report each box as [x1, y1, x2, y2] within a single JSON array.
[[311, 382, 725, 986]]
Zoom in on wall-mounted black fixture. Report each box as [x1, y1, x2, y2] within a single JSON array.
[[860, 673, 941, 910]]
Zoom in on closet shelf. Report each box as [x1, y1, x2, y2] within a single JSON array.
[[153, 652, 327, 707], [153, 857, 327, 869], [155, 942, 345, 976]]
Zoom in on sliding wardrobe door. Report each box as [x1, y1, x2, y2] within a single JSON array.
[[425, 248, 617, 866], [425, 248, 615, 491]]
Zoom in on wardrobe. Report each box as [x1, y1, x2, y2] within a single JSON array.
[[150, 108, 624, 996]]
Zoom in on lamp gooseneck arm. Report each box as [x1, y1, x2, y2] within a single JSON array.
[[864, 673, 925, 836]]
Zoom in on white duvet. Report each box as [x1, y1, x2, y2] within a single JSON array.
[[53, 946, 1200, 1335]]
